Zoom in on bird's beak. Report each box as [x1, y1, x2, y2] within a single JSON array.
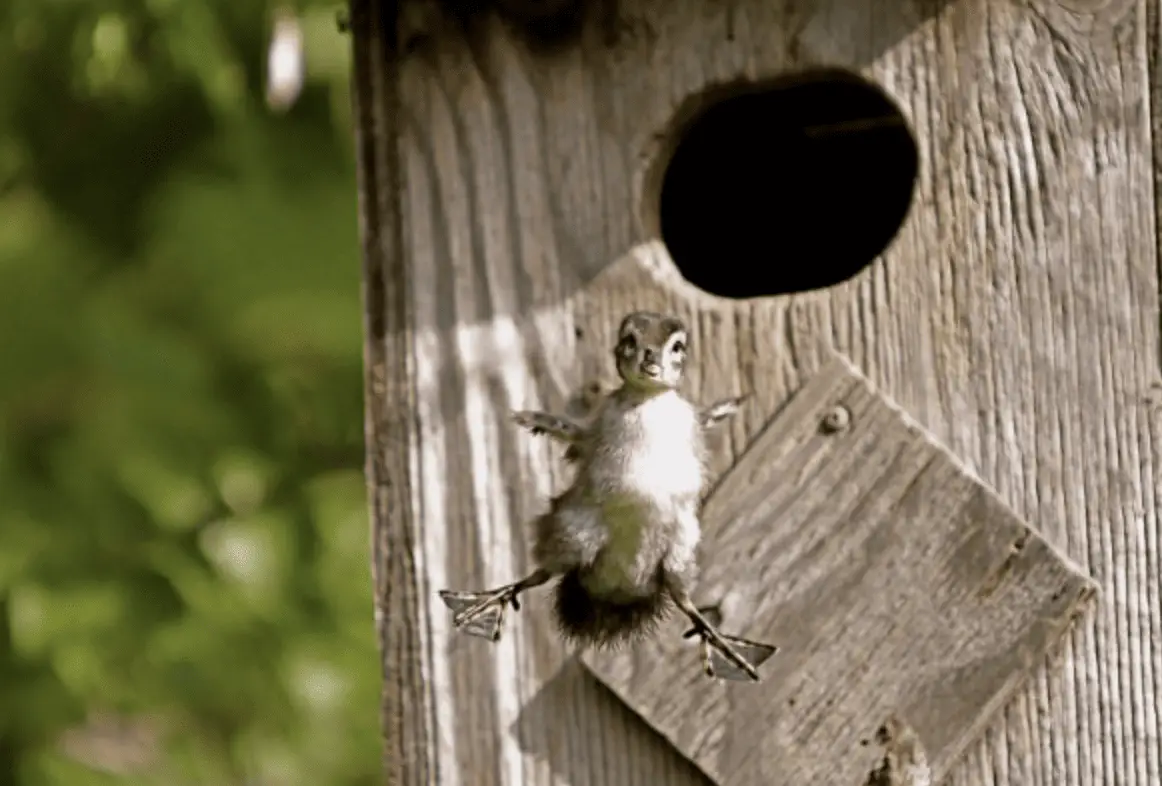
[[640, 362, 662, 378]]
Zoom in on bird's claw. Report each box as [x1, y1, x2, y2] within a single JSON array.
[[681, 616, 777, 682], [438, 585, 525, 642], [512, 414, 546, 436]]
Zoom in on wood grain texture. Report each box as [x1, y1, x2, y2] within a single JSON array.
[[349, 1, 437, 784], [354, 0, 1162, 783], [581, 353, 1095, 786]]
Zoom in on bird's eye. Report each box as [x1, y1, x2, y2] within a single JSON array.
[[672, 341, 686, 354], [619, 334, 638, 354]]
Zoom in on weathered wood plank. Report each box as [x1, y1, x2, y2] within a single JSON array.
[[349, 1, 437, 784], [355, 0, 1162, 783], [864, 5, 1162, 785], [582, 353, 1095, 786]]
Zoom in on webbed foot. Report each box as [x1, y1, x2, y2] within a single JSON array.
[[680, 606, 778, 682], [438, 570, 550, 642]]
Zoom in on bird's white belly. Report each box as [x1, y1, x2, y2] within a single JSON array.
[[624, 441, 702, 500], [587, 451, 701, 596], [582, 391, 703, 596]]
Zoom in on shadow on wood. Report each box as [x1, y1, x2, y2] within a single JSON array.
[[512, 659, 714, 786], [373, 0, 963, 445]]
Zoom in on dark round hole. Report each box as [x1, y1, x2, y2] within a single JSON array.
[[656, 70, 918, 299]]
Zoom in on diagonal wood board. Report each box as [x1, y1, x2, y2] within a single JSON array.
[[580, 353, 1097, 786]]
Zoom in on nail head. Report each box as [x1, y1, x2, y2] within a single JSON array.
[[821, 404, 850, 433]]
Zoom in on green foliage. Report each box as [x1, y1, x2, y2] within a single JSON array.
[[0, 1, 379, 784]]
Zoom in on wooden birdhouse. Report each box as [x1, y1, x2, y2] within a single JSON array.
[[350, 0, 1160, 784]]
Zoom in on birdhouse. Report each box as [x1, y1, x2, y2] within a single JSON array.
[[350, 0, 1159, 784]]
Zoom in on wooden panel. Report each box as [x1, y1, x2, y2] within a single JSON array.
[[351, 0, 1162, 783], [350, 1, 434, 783], [581, 353, 1095, 786]]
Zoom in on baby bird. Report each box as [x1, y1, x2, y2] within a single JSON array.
[[439, 311, 777, 681]]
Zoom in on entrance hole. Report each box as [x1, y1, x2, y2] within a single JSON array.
[[655, 70, 919, 299]]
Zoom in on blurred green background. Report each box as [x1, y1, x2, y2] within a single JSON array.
[[0, 1, 380, 784]]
